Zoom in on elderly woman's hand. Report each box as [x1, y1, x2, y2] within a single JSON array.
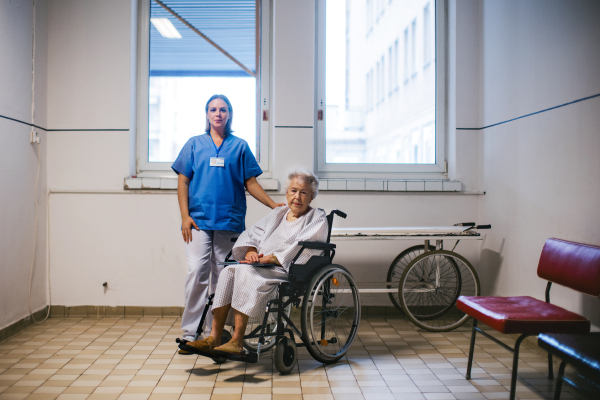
[[241, 248, 263, 263], [259, 255, 280, 265]]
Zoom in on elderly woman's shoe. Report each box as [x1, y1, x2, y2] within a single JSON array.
[[184, 336, 217, 356], [213, 339, 244, 357]]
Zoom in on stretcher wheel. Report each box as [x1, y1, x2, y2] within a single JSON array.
[[243, 299, 292, 352], [387, 245, 430, 312], [301, 265, 361, 363], [274, 337, 297, 374], [399, 250, 480, 332], [211, 330, 232, 364]]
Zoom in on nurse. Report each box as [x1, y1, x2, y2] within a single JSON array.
[[172, 94, 282, 348]]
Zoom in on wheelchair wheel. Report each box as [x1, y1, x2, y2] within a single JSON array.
[[301, 265, 361, 363], [399, 250, 480, 332], [387, 245, 430, 311], [274, 337, 297, 374], [211, 329, 232, 364], [243, 299, 292, 352]]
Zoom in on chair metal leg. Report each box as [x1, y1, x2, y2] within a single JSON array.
[[548, 352, 554, 379], [466, 319, 478, 380], [509, 334, 528, 400], [553, 360, 566, 400]]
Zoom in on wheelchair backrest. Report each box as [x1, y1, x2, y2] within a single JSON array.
[[326, 209, 347, 243]]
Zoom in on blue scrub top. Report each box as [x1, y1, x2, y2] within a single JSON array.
[[171, 133, 262, 233]]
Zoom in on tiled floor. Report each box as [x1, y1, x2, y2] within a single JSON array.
[[0, 316, 592, 400]]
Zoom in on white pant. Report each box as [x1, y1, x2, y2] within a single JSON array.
[[181, 229, 237, 341]]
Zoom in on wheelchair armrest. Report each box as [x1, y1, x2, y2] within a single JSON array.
[[298, 241, 336, 250]]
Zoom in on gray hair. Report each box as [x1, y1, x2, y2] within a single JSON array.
[[286, 168, 319, 199]]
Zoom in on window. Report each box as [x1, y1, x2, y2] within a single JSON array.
[[388, 46, 393, 96], [403, 28, 409, 83], [393, 38, 399, 90], [411, 19, 417, 77], [316, 0, 446, 175], [136, 0, 271, 174], [423, 3, 432, 67]]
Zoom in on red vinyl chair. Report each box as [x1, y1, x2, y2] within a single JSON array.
[[456, 238, 600, 400]]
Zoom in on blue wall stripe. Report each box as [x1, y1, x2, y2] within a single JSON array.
[[457, 93, 600, 131], [0, 114, 128, 132]]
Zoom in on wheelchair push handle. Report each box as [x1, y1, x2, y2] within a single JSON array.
[[332, 210, 347, 219], [454, 222, 475, 227]]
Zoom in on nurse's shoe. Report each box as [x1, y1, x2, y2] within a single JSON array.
[[213, 339, 244, 357], [183, 336, 217, 357]]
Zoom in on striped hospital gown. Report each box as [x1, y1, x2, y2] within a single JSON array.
[[212, 206, 328, 322]]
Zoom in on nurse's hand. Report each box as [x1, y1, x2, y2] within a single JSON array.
[[181, 216, 199, 244]]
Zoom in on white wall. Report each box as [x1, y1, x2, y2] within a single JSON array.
[[476, 0, 600, 328], [46, 0, 481, 308], [4, 0, 595, 332], [0, 0, 48, 330]]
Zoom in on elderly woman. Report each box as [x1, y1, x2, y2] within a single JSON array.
[[183, 168, 328, 357]]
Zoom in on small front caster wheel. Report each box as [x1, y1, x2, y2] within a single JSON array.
[[274, 337, 297, 374], [212, 330, 232, 364]]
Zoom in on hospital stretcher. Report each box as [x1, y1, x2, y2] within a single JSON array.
[[330, 223, 490, 331]]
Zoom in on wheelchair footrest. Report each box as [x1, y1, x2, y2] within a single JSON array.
[[176, 339, 215, 359], [212, 350, 258, 363]]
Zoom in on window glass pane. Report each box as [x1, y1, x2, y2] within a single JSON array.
[[325, 0, 435, 164], [148, 0, 257, 163]]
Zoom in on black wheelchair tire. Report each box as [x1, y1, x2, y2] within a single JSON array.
[[274, 337, 297, 374], [211, 329, 232, 364], [301, 265, 361, 364], [387, 245, 430, 312]]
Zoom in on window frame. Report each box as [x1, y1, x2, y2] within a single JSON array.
[[135, 0, 272, 176], [315, 0, 446, 178]]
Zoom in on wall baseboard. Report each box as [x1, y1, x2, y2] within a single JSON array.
[[49, 305, 405, 319], [49, 305, 184, 318], [0, 306, 49, 344]]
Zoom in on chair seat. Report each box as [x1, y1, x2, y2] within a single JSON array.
[[538, 333, 600, 381], [457, 296, 590, 334]]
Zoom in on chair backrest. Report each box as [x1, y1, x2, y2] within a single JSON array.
[[537, 238, 600, 297]]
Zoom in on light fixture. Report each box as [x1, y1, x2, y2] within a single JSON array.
[[150, 18, 182, 39]]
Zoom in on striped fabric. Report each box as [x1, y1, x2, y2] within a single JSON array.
[[212, 206, 328, 322]]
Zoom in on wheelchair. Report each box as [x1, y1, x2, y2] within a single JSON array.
[[176, 210, 361, 374]]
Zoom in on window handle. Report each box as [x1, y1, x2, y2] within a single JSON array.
[[262, 110, 268, 121], [318, 109, 323, 121]]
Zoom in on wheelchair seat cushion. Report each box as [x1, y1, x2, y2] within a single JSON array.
[[456, 296, 590, 334]]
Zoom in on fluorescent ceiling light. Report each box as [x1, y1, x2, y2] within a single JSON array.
[[151, 18, 182, 39]]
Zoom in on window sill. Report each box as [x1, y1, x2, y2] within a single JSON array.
[[319, 179, 462, 192], [124, 177, 280, 191], [124, 177, 463, 192]]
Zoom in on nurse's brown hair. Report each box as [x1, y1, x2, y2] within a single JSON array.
[[205, 94, 234, 134]]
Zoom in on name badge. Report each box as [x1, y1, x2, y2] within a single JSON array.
[[210, 157, 225, 167]]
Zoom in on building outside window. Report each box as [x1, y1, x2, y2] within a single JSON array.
[[411, 18, 417, 78], [423, 2, 432, 67], [388, 46, 393, 96], [403, 28, 409, 84], [318, 0, 443, 172]]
